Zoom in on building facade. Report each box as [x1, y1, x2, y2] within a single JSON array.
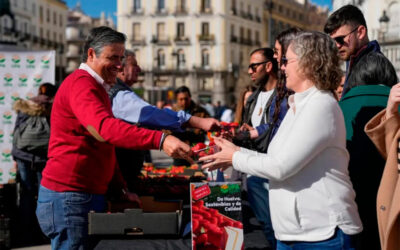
[[65, 2, 115, 74], [117, 0, 264, 106], [332, 0, 400, 78], [0, 0, 68, 83], [264, 0, 329, 47]]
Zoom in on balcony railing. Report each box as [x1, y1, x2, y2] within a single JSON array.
[[200, 8, 212, 14], [131, 37, 146, 46], [174, 7, 188, 15], [151, 35, 170, 45], [198, 34, 215, 45], [155, 8, 168, 15], [174, 36, 190, 45], [255, 15, 261, 23], [131, 8, 144, 15]]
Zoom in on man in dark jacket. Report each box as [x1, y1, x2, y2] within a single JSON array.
[[324, 5, 397, 99], [325, 5, 398, 249]]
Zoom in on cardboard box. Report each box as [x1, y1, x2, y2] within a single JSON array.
[[88, 208, 182, 236]]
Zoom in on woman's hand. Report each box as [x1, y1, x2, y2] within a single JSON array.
[[386, 82, 400, 120], [240, 123, 255, 131], [199, 137, 240, 171]]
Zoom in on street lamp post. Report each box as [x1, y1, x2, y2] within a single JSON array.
[[379, 10, 390, 42]]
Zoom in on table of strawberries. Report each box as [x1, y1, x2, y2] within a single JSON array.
[[94, 122, 248, 250]]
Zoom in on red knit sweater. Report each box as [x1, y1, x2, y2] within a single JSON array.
[[41, 70, 163, 194]]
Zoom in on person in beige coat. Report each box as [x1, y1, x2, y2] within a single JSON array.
[[365, 82, 400, 250]]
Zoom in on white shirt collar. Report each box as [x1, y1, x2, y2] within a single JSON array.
[[288, 86, 317, 114], [79, 63, 110, 91]]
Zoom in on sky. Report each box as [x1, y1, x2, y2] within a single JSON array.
[[64, 0, 334, 25]]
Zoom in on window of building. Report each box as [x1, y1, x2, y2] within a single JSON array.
[[231, 24, 235, 36], [278, 5, 283, 13], [53, 12, 57, 25], [201, 49, 209, 67], [177, 49, 185, 68], [14, 0, 18, 7], [177, 22, 185, 38], [201, 22, 209, 35], [247, 29, 251, 43], [31, 25, 36, 36], [39, 6, 43, 23], [40, 27, 43, 38], [133, 0, 141, 10], [201, 0, 211, 12], [53, 32, 57, 42], [239, 26, 244, 42], [157, 49, 165, 67], [24, 22, 27, 33], [46, 30, 50, 40], [232, 0, 236, 10], [157, 22, 165, 40], [59, 14, 63, 27], [248, 5, 251, 17], [32, 3, 36, 16], [23, 0, 27, 10], [59, 33, 63, 42], [255, 31, 259, 44], [158, 0, 165, 10], [177, 0, 186, 11], [133, 23, 140, 40], [47, 9, 50, 22]]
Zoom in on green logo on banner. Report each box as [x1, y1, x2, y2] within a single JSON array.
[[33, 74, 42, 87], [0, 92, 5, 104], [18, 74, 28, 87], [2, 111, 12, 124], [41, 55, 50, 69], [11, 55, 21, 68], [1, 149, 12, 163], [25, 92, 34, 100], [26, 55, 36, 68], [0, 130, 4, 143], [3, 73, 13, 87], [0, 54, 5, 67], [11, 92, 20, 102]]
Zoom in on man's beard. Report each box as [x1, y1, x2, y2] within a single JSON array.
[[254, 73, 270, 87]]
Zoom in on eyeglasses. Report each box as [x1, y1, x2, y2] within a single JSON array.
[[333, 26, 359, 45], [281, 57, 297, 67], [248, 61, 268, 72]]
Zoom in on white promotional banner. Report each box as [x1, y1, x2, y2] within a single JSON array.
[[0, 50, 55, 184]]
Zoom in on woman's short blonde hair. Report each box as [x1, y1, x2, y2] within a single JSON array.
[[289, 31, 342, 92]]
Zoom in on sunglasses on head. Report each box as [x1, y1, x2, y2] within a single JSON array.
[[248, 61, 268, 72], [333, 26, 359, 45]]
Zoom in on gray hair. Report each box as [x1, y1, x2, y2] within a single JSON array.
[[122, 49, 136, 66], [289, 31, 342, 92], [81, 26, 126, 63]]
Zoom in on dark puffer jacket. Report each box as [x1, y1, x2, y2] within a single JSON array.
[[11, 95, 52, 164]]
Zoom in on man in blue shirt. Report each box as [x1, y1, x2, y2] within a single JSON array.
[[109, 50, 219, 190]]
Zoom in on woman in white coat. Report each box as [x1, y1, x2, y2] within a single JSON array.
[[200, 32, 363, 249]]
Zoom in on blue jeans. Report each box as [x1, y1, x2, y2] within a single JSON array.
[[16, 158, 43, 193], [277, 228, 358, 250], [36, 185, 106, 250], [247, 176, 276, 249]]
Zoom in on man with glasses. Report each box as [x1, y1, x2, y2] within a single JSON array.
[[325, 5, 398, 250], [324, 4, 396, 98]]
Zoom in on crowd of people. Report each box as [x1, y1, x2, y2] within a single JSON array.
[[9, 4, 400, 250]]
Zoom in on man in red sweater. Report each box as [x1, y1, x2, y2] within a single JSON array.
[[36, 26, 193, 249]]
